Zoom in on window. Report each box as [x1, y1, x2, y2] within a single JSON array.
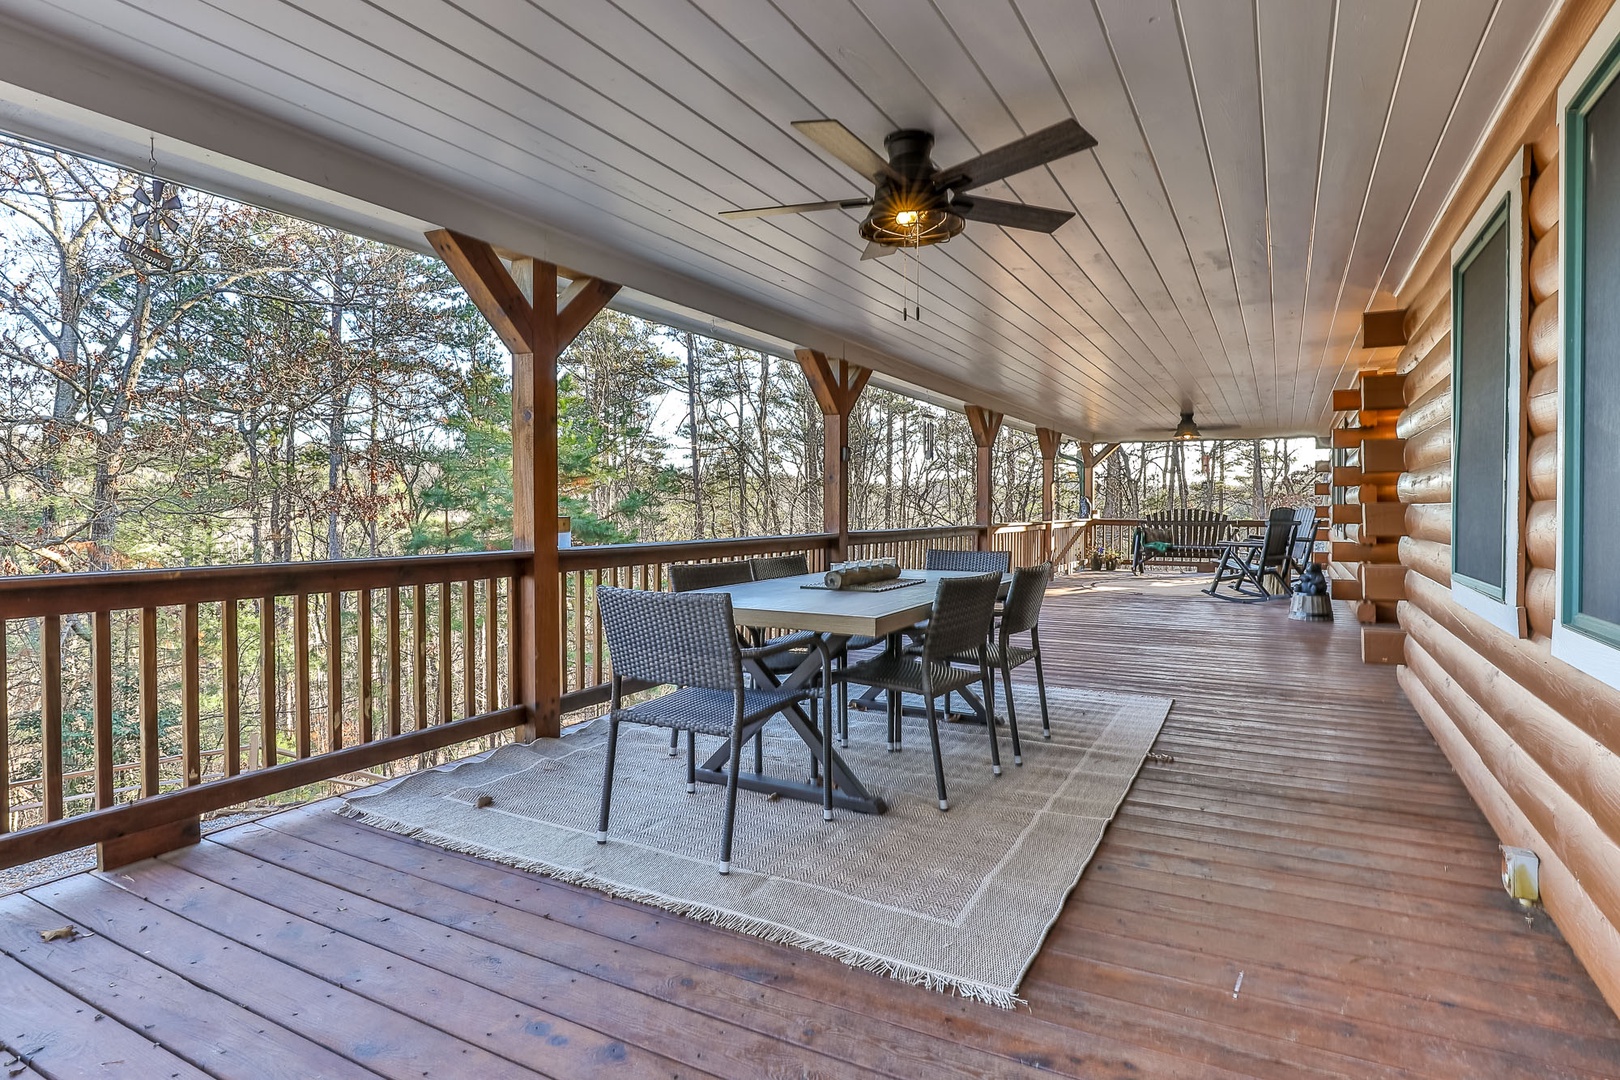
[[1559, 14, 1620, 690], [1448, 157, 1526, 636]]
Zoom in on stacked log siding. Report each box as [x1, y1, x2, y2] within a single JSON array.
[[1395, 101, 1620, 1015]]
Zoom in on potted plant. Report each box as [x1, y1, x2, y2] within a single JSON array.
[[1103, 548, 1123, 572], [1088, 546, 1105, 572]]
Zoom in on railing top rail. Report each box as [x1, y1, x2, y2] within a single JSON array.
[[0, 550, 528, 619], [845, 525, 983, 544], [559, 532, 836, 571]]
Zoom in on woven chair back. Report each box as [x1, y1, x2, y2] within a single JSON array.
[[668, 560, 752, 593], [922, 573, 1003, 663], [924, 548, 1012, 574], [750, 554, 809, 580], [999, 562, 1053, 639], [597, 587, 742, 692]]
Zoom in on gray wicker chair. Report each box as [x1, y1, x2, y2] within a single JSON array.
[[836, 573, 1003, 811], [925, 548, 1012, 574], [669, 556, 820, 773], [668, 560, 752, 592], [749, 554, 809, 580], [596, 587, 827, 874], [953, 562, 1053, 747], [666, 560, 754, 758]]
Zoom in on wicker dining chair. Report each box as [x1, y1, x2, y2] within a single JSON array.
[[924, 548, 1012, 574], [665, 560, 754, 758], [952, 562, 1054, 748], [836, 572, 1003, 811], [668, 560, 752, 592], [749, 554, 809, 580], [596, 587, 828, 873], [669, 557, 821, 774]]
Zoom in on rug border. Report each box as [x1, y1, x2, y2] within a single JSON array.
[[338, 685, 1172, 1010]]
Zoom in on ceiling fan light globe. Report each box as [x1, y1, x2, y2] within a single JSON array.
[[1172, 413, 1202, 440]]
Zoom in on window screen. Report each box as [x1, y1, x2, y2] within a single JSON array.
[[1453, 209, 1510, 598], [1578, 79, 1620, 631]]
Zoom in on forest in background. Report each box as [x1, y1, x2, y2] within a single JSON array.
[[0, 134, 1316, 577]]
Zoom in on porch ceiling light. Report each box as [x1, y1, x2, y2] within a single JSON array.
[[1172, 412, 1202, 440]]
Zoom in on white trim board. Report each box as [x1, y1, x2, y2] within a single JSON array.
[[1553, 6, 1620, 694], [1447, 151, 1529, 639]]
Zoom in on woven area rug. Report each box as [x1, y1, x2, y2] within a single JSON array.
[[339, 683, 1171, 1007]]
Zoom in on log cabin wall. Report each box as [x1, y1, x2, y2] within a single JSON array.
[[1390, 0, 1620, 1016]]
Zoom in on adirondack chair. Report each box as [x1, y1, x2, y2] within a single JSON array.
[[1130, 510, 1235, 574], [1288, 505, 1320, 578]]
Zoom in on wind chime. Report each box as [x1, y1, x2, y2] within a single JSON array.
[[121, 141, 182, 272]]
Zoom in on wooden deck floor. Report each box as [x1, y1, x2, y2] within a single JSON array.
[[4, 578, 1619, 1079]]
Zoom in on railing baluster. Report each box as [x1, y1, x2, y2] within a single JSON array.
[[41, 614, 62, 822], [327, 590, 343, 753], [573, 570, 586, 693], [439, 581, 453, 725], [92, 610, 114, 809], [222, 600, 240, 777], [508, 573, 521, 709], [141, 607, 160, 795], [0, 621, 9, 833], [259, 596, 276, 771], [591, 569, 604, 688], [294, 594, 311, 759], [483, 578, 498, 713], [357, 588, 373, 744], [386, 587, 402, 738], [413, 584, 427, 731], [182, 603, 201, 787], [461, 579, 476, 720]]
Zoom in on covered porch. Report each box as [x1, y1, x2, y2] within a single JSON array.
[[7, 580, 1617, 1079], [2, 0, 1620, 1074]]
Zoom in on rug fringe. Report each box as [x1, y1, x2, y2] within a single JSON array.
[[334, 802, 1027, 1009]]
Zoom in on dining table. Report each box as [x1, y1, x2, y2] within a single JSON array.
[[698, 568, 1011, 815]]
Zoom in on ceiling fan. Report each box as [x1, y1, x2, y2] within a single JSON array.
[[720, 118, 1097, 260], [1170, 410, 1241, 441]]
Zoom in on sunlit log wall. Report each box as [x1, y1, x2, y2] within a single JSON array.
[[1393, 45, 1620, 1015]]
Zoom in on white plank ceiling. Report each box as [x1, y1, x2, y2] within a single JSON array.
[[0, 0, 1554, 439]]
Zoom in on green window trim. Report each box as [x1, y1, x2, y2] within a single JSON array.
[[1563, 40, 1620, 653], [1450, 195, 1513, 604]]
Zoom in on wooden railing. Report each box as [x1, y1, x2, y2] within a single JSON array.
[[0, 552, 526, 868], [557, 533, 838, 706], [989, 519, 1089, 569], [846, 525, 981, 566], [1, 520, 1116, 867]]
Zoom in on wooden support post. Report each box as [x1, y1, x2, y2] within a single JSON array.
[[795, 349, 871, 562], [1079, 442, 1121, 515], [1036, 428, 1061, 562], [428, 230, 619, 740], [965, 406, 1003, 551]]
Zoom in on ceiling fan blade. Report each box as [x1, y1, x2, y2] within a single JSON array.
[[953, 195, 1074, 233], [859, 241, 897, 261], [792, 119, 901, 183], [719, 197, 871, 220], [936, 119, 1097, 192]]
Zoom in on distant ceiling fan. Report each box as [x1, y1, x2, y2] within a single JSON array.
[[1170, 411, 1240, 441], [720, 118, 1097, 260]]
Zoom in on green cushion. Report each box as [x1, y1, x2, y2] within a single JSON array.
[[1143, 541, 1173, 554]]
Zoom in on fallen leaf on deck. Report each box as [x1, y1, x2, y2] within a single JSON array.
[[39, 925, 78, 942]]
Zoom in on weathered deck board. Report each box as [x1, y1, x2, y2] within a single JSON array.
[[4, 580, 1618, 1078]]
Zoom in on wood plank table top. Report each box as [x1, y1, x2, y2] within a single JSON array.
[[702, 568, 1010, 637]]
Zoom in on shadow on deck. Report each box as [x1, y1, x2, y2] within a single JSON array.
[[3, 580, 1618, 1078]]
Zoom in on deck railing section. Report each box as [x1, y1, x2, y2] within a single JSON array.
[[0, 552, 526, 866], [0, 520, 1116, 866], [845, 525, 981, 566], [557, 533, 838, 707]]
